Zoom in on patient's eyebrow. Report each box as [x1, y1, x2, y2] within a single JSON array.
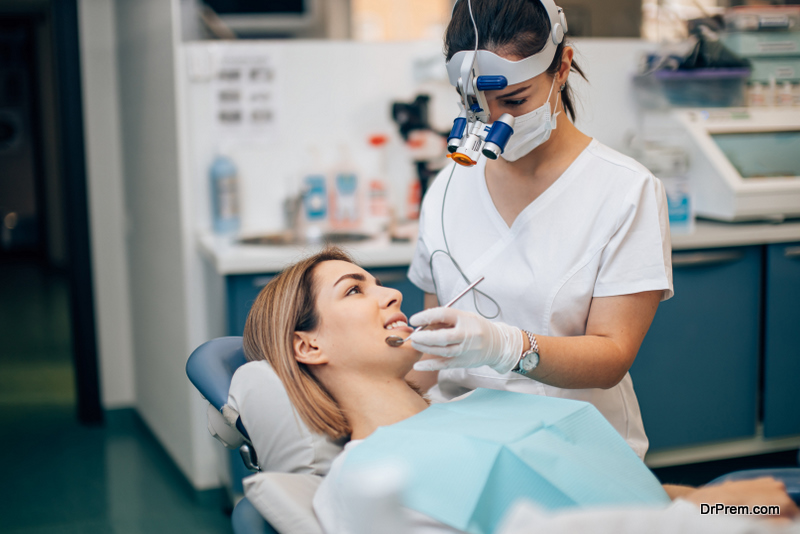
[[333, 273, 381, 288]]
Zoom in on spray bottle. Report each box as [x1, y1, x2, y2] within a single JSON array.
[[209, 151, 240, 234]]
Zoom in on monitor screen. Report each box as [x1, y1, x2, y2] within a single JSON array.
[[204, 0, 304, 15], [711, 131, 800, 179]]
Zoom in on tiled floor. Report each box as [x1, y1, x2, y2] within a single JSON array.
[[0, 259, 233, 534]]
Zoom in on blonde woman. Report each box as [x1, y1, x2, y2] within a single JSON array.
[[242, 247, 797, 534]]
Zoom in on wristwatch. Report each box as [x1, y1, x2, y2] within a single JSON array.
[[512, 330, 540, 375]]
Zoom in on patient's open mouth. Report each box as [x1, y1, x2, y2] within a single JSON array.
[[385, 320, 409, 330]]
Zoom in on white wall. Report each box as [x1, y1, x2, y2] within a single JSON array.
[[79, 0, 228, 489], [570, 38, 656, 153], [78, 0, 135, 408], [112, 0, 219, 488]]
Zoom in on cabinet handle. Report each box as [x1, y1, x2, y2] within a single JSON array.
[[672, 250, 745, 267], [784, 246, 800, 259]]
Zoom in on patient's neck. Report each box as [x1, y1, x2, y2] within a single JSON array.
[[325, 372, 429, 440]]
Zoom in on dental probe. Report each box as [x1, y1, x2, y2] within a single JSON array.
[[385, 276, 485, 347]]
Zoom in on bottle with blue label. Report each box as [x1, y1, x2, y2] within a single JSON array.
[[302, 173, 328, 243], [209, 153, 240, 234], [329, 145, 362, 232]]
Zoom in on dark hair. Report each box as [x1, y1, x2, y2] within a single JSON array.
[[445, 0, 586, 121]]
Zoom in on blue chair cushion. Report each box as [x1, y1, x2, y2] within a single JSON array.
[[187, 336, 247, 411], [186, 336, 250, 439]]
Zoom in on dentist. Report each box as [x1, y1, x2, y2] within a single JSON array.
[[406, 0, 673, 459]]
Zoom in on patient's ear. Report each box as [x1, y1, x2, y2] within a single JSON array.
[[293, 331, 327, 366]]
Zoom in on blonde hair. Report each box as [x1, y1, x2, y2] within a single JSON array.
[[243, 247, 355, 439]]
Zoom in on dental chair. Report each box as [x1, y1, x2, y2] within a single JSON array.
[[187, 336, 338, 534], [188, 337, 800, 534], [186, 337, 274, 534]]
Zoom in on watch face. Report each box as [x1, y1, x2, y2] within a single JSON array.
[[521, 352, 539, 372]]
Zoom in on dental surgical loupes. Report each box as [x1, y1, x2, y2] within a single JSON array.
[[385, 276, 485, 347]]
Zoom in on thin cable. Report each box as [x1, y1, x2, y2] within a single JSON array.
[[428, 163, 501, 320], [467, 0, 479, 79]]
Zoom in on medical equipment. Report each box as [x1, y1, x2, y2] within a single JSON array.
[[444, 0, 568, 167], [673, 108, 800, 221], [385, 276, 484, 347]]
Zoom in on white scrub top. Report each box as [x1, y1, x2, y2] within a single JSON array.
[[407, 139, 673, 459]]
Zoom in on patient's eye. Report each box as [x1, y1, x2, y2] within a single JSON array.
[[346, 284, 361, 296]]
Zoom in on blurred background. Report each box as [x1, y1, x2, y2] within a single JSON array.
[[1, 0, 799, 532]]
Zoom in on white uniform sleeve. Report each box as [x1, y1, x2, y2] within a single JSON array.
[[593, 174, 674, 301]]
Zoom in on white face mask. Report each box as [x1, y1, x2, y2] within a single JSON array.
[[501, 77, 561, 162]]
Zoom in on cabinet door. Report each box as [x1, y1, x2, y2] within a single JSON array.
[[764, 242, 800, 438], [630, 246, 761, 452], [227, 273, 274, 336], [226, 266, 424, 336]]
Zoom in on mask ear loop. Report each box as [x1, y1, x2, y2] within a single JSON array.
[[543, 76, 562, 121]]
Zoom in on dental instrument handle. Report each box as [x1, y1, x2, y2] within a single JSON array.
[[385, 276, 484, 347]]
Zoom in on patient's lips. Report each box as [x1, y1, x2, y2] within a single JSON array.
[[384, 312, 414, 347], [383, 313, 411, 332]]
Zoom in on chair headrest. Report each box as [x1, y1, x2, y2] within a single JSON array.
[[186, 336, 248, 412]]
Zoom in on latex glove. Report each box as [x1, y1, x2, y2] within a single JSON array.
[[409, 307, 523, 374]]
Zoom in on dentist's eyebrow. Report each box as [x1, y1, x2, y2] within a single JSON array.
[[333, 273, 382, 288], [494, 85, 530, 99]]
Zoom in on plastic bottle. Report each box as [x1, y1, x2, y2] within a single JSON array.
[[329, 145, 362, 232], [209, 153, 240, 234], [748, 82, 765, 107], [778, 81, 794, 107], [406, 177, 422, 220], [363, 134, 391, 235], [767, 76, 777, 107], [300, 147, 328, 244]]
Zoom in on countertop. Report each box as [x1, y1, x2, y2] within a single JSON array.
[[198, 231, 419, 275], [199, 220, 800, 276]]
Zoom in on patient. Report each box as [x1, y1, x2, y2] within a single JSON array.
[[243, 247, 798, 533]]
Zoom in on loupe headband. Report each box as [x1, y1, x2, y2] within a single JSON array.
[[446, 0, 567, 87]]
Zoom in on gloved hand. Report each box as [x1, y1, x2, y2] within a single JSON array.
[[408, 307, 523, 374]]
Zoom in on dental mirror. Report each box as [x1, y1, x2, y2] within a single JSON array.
[[385, 276, 485, 347]]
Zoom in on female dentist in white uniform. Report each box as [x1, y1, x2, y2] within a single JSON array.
[[406, 0, 673, 460]]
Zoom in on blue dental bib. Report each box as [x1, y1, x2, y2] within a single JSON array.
[[344, 389, 669, 534]]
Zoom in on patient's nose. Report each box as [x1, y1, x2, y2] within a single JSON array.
[[380, 286, 402, 309]]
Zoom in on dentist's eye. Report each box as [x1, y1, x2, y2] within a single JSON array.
[[346, 285, 362, 296], [503, 99, 527, 107]]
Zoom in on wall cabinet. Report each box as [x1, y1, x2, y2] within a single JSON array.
[[764, 242, 800, 439], [630, 246, 762, 452], [631, 243, 800, 453]]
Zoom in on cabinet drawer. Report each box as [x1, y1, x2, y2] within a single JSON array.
[[631, 246, 761, 451], [764, 242, 800, 438]]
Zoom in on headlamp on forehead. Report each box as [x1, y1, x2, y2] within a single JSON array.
[[445, 0, 568, 167]]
